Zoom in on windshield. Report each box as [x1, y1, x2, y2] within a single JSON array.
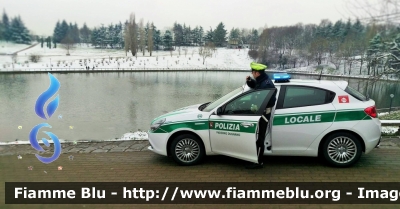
[[202, 87, 243, 112]]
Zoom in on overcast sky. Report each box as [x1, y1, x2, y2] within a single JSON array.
[[1, 0, 357, 36]]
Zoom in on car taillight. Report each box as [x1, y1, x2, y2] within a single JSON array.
[[364, 106, 377, 118]]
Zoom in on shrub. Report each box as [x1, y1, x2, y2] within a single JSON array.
[[248, 50, 258, 60], [29, 54, 42, 63]]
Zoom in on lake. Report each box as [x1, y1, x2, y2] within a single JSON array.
[[0, 71, 398, 142]]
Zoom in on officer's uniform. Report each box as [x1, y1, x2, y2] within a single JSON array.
[[246, 62, 277, 166]]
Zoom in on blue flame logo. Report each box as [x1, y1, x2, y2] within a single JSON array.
[[29, 73, 62, 164]]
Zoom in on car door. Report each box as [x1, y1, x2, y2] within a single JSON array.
[[272, 85, 336, 154], [209, 88, 276, 163]]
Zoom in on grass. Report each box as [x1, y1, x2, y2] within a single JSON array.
[[379, 110, 400, 120]]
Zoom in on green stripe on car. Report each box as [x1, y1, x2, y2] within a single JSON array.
[[150, 109, 370, 133]]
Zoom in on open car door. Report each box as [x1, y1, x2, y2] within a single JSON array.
[[209, 88, 277, 163]]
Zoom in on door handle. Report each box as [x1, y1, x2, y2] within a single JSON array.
[[240, 122, 253, 128]]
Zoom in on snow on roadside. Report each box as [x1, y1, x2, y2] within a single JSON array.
[[382, 126, 399, 135], [379, 112, 389, 117]]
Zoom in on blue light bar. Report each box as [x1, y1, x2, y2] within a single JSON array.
[[273, 73, 291, 82]]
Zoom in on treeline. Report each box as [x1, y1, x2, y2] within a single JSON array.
[[252, 19, 400, 77], [0, 11, 32, 44]]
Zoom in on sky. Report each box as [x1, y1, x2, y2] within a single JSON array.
[[0, 0, 361, 36]]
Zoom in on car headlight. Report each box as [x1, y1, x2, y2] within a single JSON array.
[[150, 118, 166, 132]]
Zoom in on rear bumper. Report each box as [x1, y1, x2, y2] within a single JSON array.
[[375, 137, 381, 148], [365, 136, 381, 154]]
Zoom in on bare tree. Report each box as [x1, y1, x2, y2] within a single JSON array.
[[346, 0, 400, 80], [199, 43, 213, 65], [124, 13, 138, 57], [139, 19, 145, 56], [61, 36, 75, 56], [257, 28, 269, 64], [330, 51, 342, 71], [309, 38, 327, 65], [147, 22, 154, 56], [345, 0, 400, 25], [124, 24, 131, 56], [183, 47, 188, 57]]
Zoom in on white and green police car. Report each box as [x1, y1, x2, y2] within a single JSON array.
[[148, 79, 381, 167]]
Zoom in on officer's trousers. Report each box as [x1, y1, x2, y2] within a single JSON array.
[[256, 112, 271, 164]]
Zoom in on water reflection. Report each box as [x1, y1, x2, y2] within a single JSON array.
[[0, 72, 398, 142]]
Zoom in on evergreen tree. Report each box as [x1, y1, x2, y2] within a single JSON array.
[[213, 22, 227, 47], [229, 27, 240, 42], [191, 26, 198, 45], [173, 22, 183, 48], [2, 10, 10, 41], [352, 19, 364, 34], [91, 28, 100, 47], [198, 26, 204, 45], [342, 19, 352, 38], [80, 23, 91, 44], [59, 20, 69, 42], [72, 23, 80, 44], [332, 20, 343, 39], [9, 16, 31, 44], [251, 29, 258, 45], [47, 36, 51, 48], [204, 28, 213, 44], [53, 21, 62, 43], [115, 22, 124, 48], [152, 23, 162, 50], [368, 33, 383, 56], [163, 30, 173, 49]]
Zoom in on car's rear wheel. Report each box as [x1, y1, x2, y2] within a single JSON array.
[[322, 132, 362, 167], [170, 134, 205, 166]]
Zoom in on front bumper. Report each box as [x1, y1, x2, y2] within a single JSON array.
[[147, 131, 169, 156]]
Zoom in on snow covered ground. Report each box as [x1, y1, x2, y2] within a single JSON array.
[[0, 43, 398, 81], [0, 41, 32, 55], [0, 43, 253, 70]]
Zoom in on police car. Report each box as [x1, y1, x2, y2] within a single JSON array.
[[148, 79, 381, 167]]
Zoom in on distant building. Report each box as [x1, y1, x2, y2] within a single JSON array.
[[227, 40, 240, 49], [226, 40, 249, 49]]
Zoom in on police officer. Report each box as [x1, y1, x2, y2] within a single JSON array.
[[245, 62, 277, 169]]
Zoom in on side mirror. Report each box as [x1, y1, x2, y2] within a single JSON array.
[[214, 107, 223, 115]]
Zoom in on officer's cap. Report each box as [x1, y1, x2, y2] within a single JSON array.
[[250, 62, 267, 71]]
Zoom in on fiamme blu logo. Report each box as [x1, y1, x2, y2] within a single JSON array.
[[29, 73, 61, 164]]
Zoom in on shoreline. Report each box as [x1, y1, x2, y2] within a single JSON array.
[[0, 137, 399, 156], [0, 68, 399, 82]]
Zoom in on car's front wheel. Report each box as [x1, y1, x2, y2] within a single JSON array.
[[322, 132, 362, 167], [170, 134, 205, 166]]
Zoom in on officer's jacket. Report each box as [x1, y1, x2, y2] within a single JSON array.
[[246, 72, 277, 108]]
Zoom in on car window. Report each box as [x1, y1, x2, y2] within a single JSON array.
[[223, 90, 271, 115], [203, 87, 243, 112], [283, 86, 328, 108], [345, 86, 368, 101]]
